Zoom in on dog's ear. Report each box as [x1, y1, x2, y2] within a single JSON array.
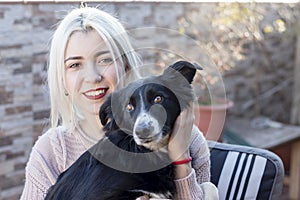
[[99, 95, 111, 126], [166, 61, 202, 84], [99, 95, 118, 131]]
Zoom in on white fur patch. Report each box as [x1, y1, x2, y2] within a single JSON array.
[[130, 190, 171, 200], [133, 112, 161, 144], [133, 91, 162, 146]]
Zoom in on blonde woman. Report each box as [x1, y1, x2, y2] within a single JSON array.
[[21, 6, 217, 200]]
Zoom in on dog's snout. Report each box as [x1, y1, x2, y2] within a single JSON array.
[[133, 113, 160, 141], [135, 121, 154, 138]]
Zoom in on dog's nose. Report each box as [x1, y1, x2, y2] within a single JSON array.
[[135, 121, 154, 138]]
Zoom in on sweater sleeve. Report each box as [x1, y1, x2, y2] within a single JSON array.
[[20, 129, 64, 200], [173, 126, 211, 200]]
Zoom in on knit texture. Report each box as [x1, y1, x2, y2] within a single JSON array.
[[20, 125, 211, 200]]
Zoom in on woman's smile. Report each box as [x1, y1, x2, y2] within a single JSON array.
[[83, 87, 109, 100]]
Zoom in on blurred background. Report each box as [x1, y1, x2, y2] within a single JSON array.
[[0, 1, 299, 199]]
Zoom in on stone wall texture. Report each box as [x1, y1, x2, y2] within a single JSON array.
[[0, 2, 296, 199]]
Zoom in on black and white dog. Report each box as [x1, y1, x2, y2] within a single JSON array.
[[45, 61, 200, 200]]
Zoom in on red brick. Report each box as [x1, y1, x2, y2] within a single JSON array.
[[33, 110, 50, 120], [0, 91, 13, 105], [5, 105, 32, 115], [33, 73, 43, 85], [13, 65, 32, 75], [0, 172, 25, 190], [6, 152, 25, 160], [0, 134, 22, 147]]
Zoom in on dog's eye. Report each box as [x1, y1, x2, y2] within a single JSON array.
[[126, 103, 134, 112], [154, 96, 163, 104]]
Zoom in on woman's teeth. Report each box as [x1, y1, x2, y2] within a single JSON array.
[[85, 89, 105, 97]]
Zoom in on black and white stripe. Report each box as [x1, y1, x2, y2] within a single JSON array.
[[209, 141, 283, 200], [217, 152, 267, 200]]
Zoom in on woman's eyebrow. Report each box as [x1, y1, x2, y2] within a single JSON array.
[[64, 56, 83, 63], [94, 50, 110, 58], [64, 51, 110, 63]]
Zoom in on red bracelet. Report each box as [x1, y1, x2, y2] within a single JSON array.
[[172, 157, 192, 165]]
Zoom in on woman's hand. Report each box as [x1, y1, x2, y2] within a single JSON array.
[[168, 104, 194, 179]]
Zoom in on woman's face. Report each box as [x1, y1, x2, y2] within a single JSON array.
[[64, 30, 119, 118]]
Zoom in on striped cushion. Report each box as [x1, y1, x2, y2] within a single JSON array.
[[208, 141, 284, 200]]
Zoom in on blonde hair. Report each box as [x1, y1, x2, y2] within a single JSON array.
[[47, 7, 141, 129]]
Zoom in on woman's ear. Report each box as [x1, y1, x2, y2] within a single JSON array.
[[63, 79, 70, 97]]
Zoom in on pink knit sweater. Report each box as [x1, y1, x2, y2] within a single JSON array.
[[20, 125, 211, 199]]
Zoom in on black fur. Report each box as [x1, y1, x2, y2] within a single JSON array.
[[45, 61, 199, 200]]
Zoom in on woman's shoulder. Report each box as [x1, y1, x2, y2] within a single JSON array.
[[35, 126, 88, 170], [28, 126, 74, 173], [33, 127, 69, 156], [40, 126, 70, 146], [41, 126, 70, 141], [24, 126, 72, 187]]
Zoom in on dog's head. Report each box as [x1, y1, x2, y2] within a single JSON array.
[[99, 61, 201, 150]]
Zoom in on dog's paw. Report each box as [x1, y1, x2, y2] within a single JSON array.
[[200, 182, 219, 200]]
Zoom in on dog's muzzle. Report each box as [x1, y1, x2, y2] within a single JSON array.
[[133, 113, 161, 144]]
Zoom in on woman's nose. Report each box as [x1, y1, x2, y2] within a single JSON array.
[[83, 62, 102, 83]]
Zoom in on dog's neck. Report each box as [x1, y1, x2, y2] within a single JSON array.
[[140, 134, 170, 152]]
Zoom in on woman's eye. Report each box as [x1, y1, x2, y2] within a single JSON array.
[[98, 57, 113, 66], [126, 103, 134, 112], [68, 63, 81, 69], [154, 96, 163, 104]]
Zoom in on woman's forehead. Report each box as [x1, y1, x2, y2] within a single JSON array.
[[65, 30, 109, 58]]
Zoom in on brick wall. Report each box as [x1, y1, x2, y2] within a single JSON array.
[[0, 2, 295, 199], [0, 3, 52, 199]]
